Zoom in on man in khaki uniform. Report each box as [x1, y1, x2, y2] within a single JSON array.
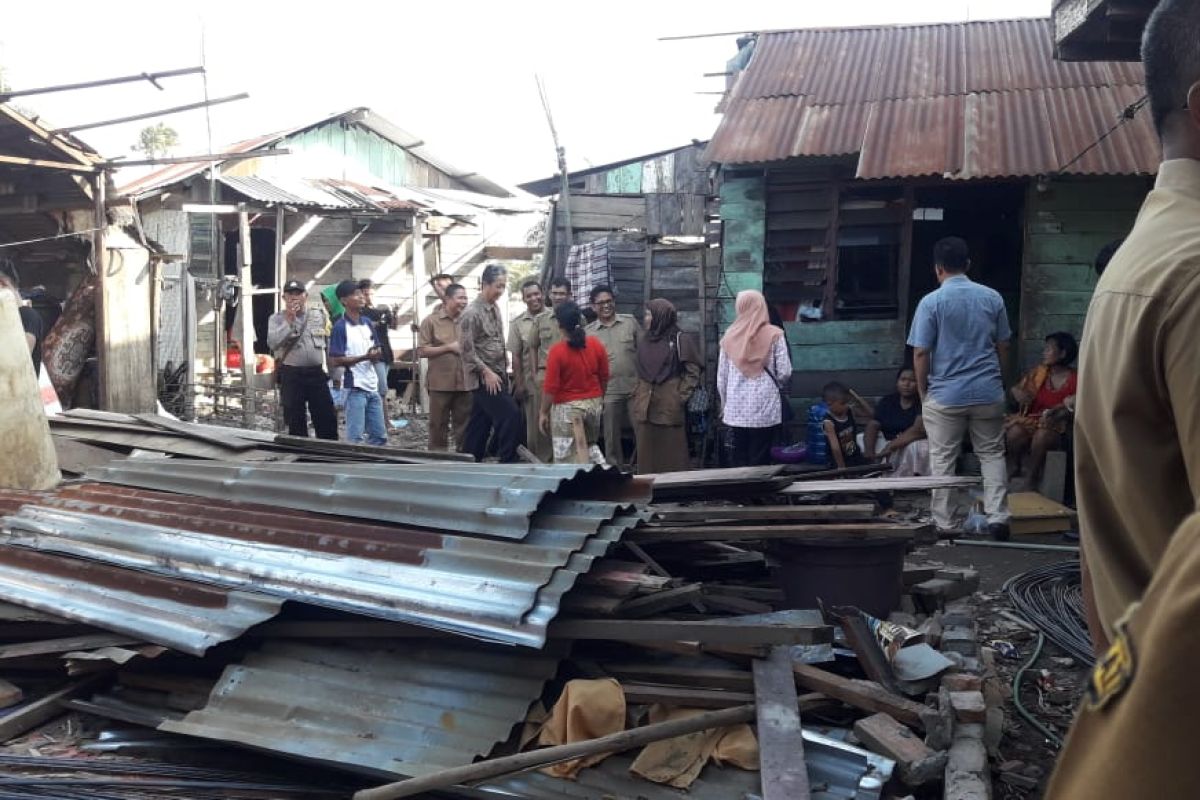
[[586, 284, 639, 467], [1074, 0, 1200, 653], [418, 283, 471, 450], [509, 279, 552, 461], [1047, 512, 1200, 799]]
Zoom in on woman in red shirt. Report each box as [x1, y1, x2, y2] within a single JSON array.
[[1005, 331, 1078, 489], [540, 302, 610, 464]]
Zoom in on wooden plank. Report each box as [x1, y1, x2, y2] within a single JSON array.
[[134, 414, 258, 451], [0, 634, 138, 660], [650, 504, 877, 523], [51, 436, 122, 474], [651, 265, 701, 291], [854, 712, 940, 786], [615, 584, 704, 618], [570, 195, 647, 217], [603, 665, 755, 692], [630, 522, 920, 544], [782, 475, 981, 494], [0, 677, 105, 742], [791, 341, 906, 372], [547, 618, 834, 646], [784, 319, 904, 345], [792, 662, 927, 729], [0, 154, 96, 172], [353, 705, 758, 800], [622, 683, 756, 709], [754, 647, 811, 800]]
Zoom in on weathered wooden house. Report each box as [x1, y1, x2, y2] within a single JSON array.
[[1053, 0, 1155, 61], [0, 105, 157, 413], [706, 17, 1159, 403], [121, 107, 544, 412], [520, 142, 721, 364]]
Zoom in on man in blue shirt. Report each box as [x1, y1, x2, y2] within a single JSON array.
[[329, 280, 388, 446], [908, 237, 1011, 539]]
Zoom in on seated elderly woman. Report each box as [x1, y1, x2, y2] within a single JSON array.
[[1005, 331, 1078, 490]]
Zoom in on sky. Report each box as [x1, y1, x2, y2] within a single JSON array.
[[1, 0, 1049, 189]]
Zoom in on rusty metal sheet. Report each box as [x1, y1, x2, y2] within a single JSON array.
[[0, 546, 281, 655], [709, 17, 1160, 176], [86, 461, 648, 541], [160, 639, 561, 779]]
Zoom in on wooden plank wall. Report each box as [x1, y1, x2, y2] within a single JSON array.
[[764, 165, 839, 312], [650, 245, 703, 333], [1019, 176, 1148, 369], [100, 228, 157, 413], [718, 174, 766, 327], [608, 236, 647, 317]]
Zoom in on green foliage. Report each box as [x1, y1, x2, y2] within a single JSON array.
[[132, 122, 180, 159]]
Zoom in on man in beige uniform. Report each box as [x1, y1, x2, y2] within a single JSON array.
[[418, 282, 471, 451], [1074, 0, 1200, 654], [510, 279, 552, 461], [586, 284, 639, 467]]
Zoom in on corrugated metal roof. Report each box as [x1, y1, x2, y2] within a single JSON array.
[[0, 546, 281, 656], [476, 730, 894, 800], [117, 107, 518, 199], [707, 17, 1161, 177], [219, 175, 381, 211], [1, 464, 650, 648], [161, 639, 561, 779], [86, 461, 648, 540]]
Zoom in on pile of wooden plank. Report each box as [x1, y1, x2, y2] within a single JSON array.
[[47, 409, 470, 473]]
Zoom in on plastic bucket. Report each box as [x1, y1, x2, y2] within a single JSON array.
[[769, 536, 907, 618]]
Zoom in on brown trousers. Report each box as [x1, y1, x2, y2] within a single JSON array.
[[428, 390, 472, 451]]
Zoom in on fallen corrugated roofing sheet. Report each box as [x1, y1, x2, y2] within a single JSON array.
[[0, 464, 649, 648], [160, 639, 561, 779], [706, 17, 1161, 177], [473, 729, 893, 800], [0, 545, 281, 656], [86, 461, 648, 540]]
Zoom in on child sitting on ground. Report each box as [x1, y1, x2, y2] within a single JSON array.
[[822, 381, 895, 514], [821, 382, 864, 469]]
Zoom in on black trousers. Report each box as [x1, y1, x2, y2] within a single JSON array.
[[278, 365, 338, 440], [463, 381, 522, 463], [729, 425, 776, 467]]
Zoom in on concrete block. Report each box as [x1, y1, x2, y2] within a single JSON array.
[[948, 736, 988, 774], [984, 706, 1005, 756], [854, 712, 946, 787], [942, 673, 983, 692], [945, 769, 992, 800], [942, 625, 980, 657], [950, 690, 987, 723], [921, 705, 953, 751], [956, 722, 985, 740]]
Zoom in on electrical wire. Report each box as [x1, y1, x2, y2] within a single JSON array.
[[1003, 560, 1094, 667], [1055, 94, 1149, 175], [1011, 630, 1065, 749]]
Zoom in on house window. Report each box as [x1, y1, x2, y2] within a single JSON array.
[[833, 186, 905, 320]]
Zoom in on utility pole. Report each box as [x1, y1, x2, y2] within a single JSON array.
[[535, 76, 573, 278]]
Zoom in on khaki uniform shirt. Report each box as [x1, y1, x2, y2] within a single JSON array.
[[418, 307, 466, 392], [1075, 159, 1200, 640], [586, 314, 640, 399], [508, 309, 541, 387], [459, 297, 507, 391], [533, 309, 563, 384], [1047, 510, 1200, 799]]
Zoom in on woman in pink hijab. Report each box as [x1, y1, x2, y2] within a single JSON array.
[[717, 290, 792, 466]]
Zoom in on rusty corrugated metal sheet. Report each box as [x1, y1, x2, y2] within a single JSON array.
[[160, 639, 561, 779], [0, 463, 650, 648], [707, 17, 1160, 177]]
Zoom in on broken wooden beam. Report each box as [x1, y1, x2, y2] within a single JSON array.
[[548, 618, 834, 646], [353, 704, 758, 800], [615, 584, 705, 618], [781, 475, 981, 494], [792, 662, 928, 730], [853, 712, 947, 787], [649, 503, 878, 524], [621, 683, 756, 709], [629, 522, 922, 544], [754, 646, 811, 800]]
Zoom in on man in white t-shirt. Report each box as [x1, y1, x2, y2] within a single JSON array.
[[329, 280, 387, 446]]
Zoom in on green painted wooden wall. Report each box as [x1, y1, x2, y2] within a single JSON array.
[[1019, 176, 1150, 368], [718, 175, 765, 329], [278, 122, 463, 190]]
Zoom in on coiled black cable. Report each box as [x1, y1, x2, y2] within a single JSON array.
[[1003, 560, 1094, 667]]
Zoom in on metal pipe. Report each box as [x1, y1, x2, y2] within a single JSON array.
[[953, 539, 1079, 553]]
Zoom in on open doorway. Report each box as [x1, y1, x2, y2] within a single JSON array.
[[223, 228, 279, 354], [908, 183, 1025, 332]]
